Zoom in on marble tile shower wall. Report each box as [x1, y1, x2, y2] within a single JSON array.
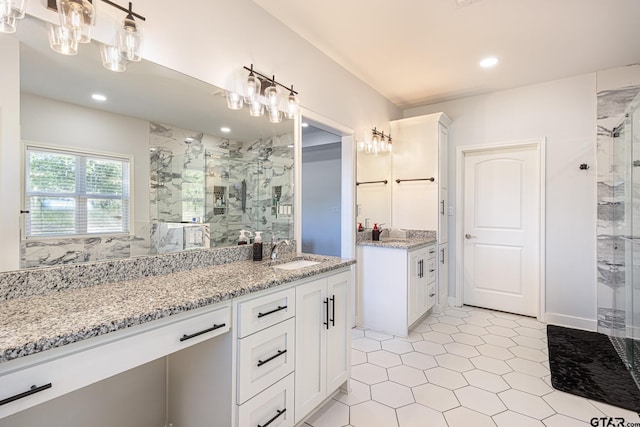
[[596, 74, 640, 334], [20, 121, 294, 269]]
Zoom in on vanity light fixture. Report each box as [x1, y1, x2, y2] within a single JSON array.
[[0, 0, 27, 34], [244, 64, 261, 103], [46, 0, 146, 71], [117, 1, 143, 62], [358, 127, 392, 155], [227, 65, 300, 123], [47, 22, 78, 55], [285, 85, 299, 120], [56, 0, 95, 44]]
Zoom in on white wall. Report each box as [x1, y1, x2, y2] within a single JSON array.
[[21, 93, 150, 225], [302, 143, 342, 256], [405, 73, 598, 327]]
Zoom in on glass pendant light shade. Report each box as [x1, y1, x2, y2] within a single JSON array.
[[264, 80, 279, 112], [118, 13, 143, 62], [245, 73, 261, 103], [0, 0, 26, 34], [226, 91, 244, 110], [268, 107, 282, 124], [285, 86, 299, 120], [100, 43, 127, 72], [357, 140, 366, 152], [249, 99, 265, 117], [47, 23, 78, 56], [56, 0, 94, 42]]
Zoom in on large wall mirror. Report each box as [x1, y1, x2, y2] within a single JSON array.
[[14, 17, 295, 269]]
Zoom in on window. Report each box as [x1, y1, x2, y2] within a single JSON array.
[[25, 146, 131, 237]]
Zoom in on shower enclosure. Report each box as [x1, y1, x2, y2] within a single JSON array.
[[612, 92, 640, 385]]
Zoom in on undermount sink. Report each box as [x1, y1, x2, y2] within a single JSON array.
[[274, 259, 321, 270]]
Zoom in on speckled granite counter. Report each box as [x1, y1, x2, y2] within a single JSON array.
[[0, 253, 354, 363], [357, 229, 437, 250], [358, 237, 436, 250]]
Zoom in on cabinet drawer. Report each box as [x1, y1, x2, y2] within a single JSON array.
[[237, 288, 295, 338], [237, 373, 294, 427], [237, 318, 295, 404], [427, 245, 436, 260], [426, 258, 436, 283], [427, 284, 436, 308]]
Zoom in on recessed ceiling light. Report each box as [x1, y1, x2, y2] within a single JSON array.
[[480, 57, 499, 68], [91, 93, 107, 102], [220, 127, 231, 133], [301, 122, 309, 128]]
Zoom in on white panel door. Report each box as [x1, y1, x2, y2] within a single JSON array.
[[463, 145, 540, 316], [326, 271, 350, 392], [294, 278, 326, 423]]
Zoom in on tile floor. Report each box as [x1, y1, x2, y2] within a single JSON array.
[[303, 306, 640, 427]]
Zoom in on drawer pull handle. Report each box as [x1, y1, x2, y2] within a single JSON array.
[[258, 408, 286, 427], [180, 323, 226, 342], [323, 298, 329, 330], [257, 349, 287, 367], [257, 305, 288, 318], [0, 383, 52, 406], [330, 295, 336, 326]]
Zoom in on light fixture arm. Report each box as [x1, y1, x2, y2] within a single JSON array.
[[47, 0, 146, 21], [243, 65, 298, 95]]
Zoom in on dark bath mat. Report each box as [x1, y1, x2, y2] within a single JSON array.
[[547, 324, 640, 413]]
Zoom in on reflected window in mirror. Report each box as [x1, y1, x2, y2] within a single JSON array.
[[25, 145, 131, 237]]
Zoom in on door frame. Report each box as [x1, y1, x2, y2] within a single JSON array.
[[455, 138, 546, 321]]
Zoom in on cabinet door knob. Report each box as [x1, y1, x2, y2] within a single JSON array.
[[465, 233, 477, 239]]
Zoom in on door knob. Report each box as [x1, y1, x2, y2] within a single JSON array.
[[465, 233, 477, 239]]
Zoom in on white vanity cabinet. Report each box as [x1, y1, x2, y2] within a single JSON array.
[[232, 269, 351, 427], [358, 244, 436, 337], [294, 271, 350, 424], [0, 302, 231, 421]]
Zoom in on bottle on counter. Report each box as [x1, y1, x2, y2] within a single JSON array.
[[358, 222, 363, 232], [253, 232, 263, 261], [372, 223, 381, 241]]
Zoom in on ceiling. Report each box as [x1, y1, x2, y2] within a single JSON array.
[[253, 0, 640, 109]]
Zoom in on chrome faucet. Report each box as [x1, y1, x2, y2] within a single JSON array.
[[271, 238, 291, 260]]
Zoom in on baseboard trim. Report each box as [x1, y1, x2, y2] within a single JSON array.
[[545, 312, 597, 332], [448, 296, 458, 308]]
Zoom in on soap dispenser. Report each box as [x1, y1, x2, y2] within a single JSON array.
[[238, 229, 252, 245], [372, 223, 381, 241], [253, 232, 263, 261]]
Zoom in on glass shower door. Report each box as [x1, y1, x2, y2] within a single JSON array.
[[628, 94, 640, 385]]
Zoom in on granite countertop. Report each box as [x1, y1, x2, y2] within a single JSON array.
[[358, 236, 436, 250], [0, 253, 355, 364]]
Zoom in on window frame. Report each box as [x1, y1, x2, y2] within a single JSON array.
[[22, 142, 134, 239]]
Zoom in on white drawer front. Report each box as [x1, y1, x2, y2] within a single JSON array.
[[170, 305, 231, 352], [427, 245, 436, 260], [237, 288, 295, 338], [237, 318, 295, 404], [426, 258, 436, 283], [237, 373, 294, 427], [427, 284, 436, 308]]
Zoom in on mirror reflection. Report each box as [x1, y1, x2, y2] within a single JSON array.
[[356, 148, 392, 230], [15, 17, 294, 269]]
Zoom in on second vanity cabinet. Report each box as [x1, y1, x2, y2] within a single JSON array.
[[358, 243, 436, 337]]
